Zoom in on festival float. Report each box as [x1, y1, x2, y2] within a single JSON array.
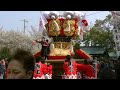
[[33, 11, 92, 79]]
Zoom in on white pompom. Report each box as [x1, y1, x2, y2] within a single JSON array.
[[63, 11, 74, 19], [73, 11, 84, 21], [49, 11, 59, 19], [67, 15, 72, 19], [43, 11, 50, 19], [50, 11, 59, 16], [51, 15, 56, 19]]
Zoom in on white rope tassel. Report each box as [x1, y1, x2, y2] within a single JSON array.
[[78, 26, 80, 36], [50, 43, 54, 50], [60, 42, 62, 49], [70, 45, 74, 54]]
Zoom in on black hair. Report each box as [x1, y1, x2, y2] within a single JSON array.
[[118, 56, 120, 61], [10, 48, 35, 79], [41, 58, 45, 64], [65, 55, 71, 61], [46, 39, 48, 42], [35, 56, 42, 62], [84, 59, 90, 64], [68, 61, 71, 66], [42, 37, 45, 39]]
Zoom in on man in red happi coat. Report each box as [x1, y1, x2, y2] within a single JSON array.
[[77, 59, 95, 79], [33, 56, 48, 79], [47, 63, 52, 79], [63, 55, 77, 79]]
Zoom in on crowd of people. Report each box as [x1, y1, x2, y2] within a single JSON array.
[[33, 55, 52, 79], [0, 37, 120, 79], [62, 55, 119, 79], [0, 48, 52, 79], [62, 55, 97, 79], [0, 48, 119, 79], [0, 58, 8, 79]]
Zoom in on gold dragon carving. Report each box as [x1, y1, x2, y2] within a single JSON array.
[[48, 19, 61, 36], [63, 19, 76, 37]]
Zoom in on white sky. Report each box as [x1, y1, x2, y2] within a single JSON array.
[[0, 11, 110, 31]]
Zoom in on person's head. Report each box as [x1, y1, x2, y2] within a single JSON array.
[[103, 59, 108, 64], [83, 59, 90, 64], [46, 39, 48, 42], [40, 58, 45, 64], [65, 55, 71, 62], [42, 37, 45, 41], [7, 48, 35, 79], [35, 56, 42, 63], [1, 59, 4, 64], [117, 56, 120, 62], [47, 63, 50, 66], [89, 60, 94, 65]]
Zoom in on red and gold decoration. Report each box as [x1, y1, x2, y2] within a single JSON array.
[[75, 49, 91, 59], [32, 11, 92, 79], [63, 19, 76, 37], [46, 18, 78, 38], [48, 19, 61, 36], [34, 11, 91, 60]]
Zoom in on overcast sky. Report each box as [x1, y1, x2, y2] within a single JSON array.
[[0, 11, 110, 32]]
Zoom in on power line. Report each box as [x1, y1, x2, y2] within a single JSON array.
[[86, 11, 103, 16], [19, 12, 105, 31]]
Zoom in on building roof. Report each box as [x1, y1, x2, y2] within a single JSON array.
[[108, 51, 118, 60], [108, 52, 117, 57], [80, 46, 106, 55]]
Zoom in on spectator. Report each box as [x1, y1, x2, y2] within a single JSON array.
[[77, 59, 95, 79], [47, 63, 52, 79], [114, 56, 120, 79], [7, 48, 35, 79], [98, 59, 116, 79], [63, 55, 77, 79], [33, 56, 49, 79], [0, 61, 5, 79]]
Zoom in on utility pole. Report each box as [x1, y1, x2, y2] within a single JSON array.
[[21, 19, 28, 33], [0, 26, 3, 30]]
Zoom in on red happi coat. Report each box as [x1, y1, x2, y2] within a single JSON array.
[[77, 64, 95, 79], [33, 62, 46, 79], [6, 68, 8, 79], [76, 64, 82, 79], [42, 63, 50, 79], [48, 65, 52, 74], [93, 62, 99, 79], [42, 63, 48, 74], [63, 60, 77, 79], [96, 63, 100, 72], [47, 65, 52, 79]]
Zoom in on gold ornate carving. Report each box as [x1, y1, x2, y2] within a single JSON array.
[[63, 20, 75, 36], [49, 48, 71, 56], [48, 19, 61, 36], [74, 24, 78, 36]]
